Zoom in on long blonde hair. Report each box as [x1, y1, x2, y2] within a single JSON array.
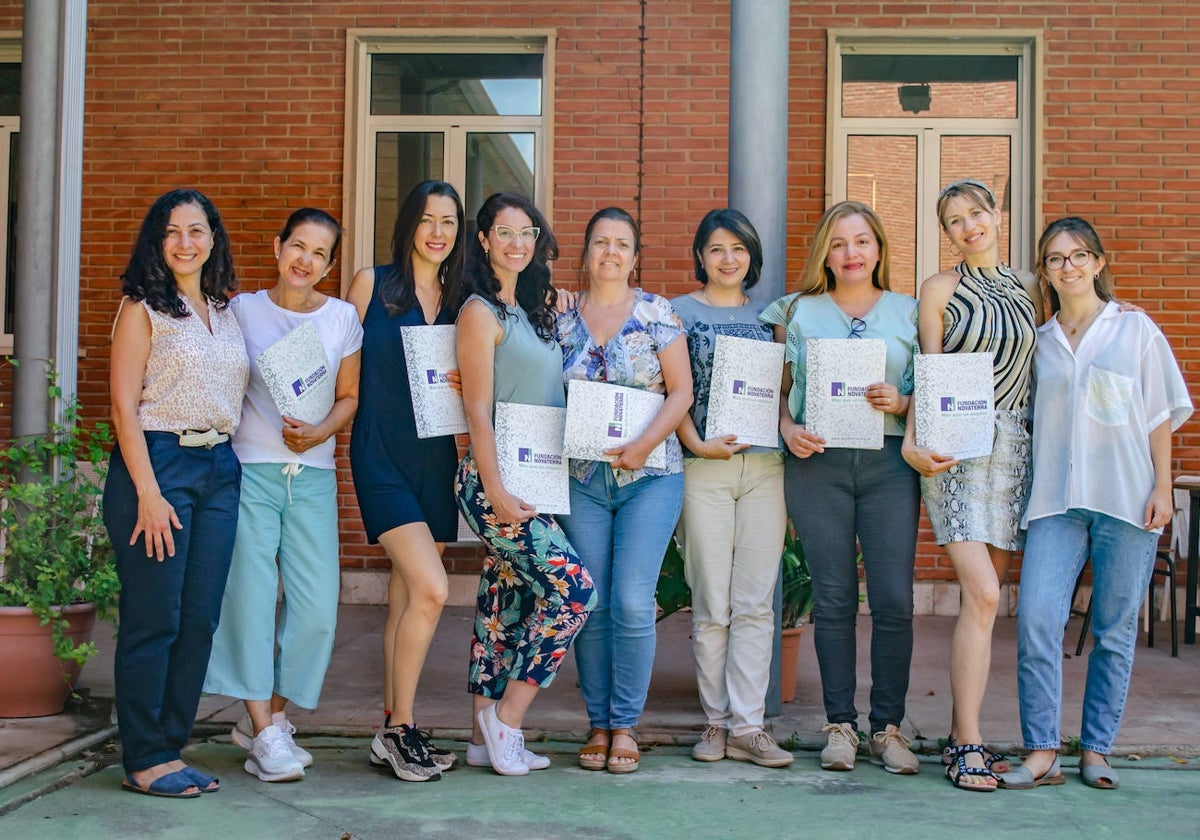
[[797, 200, 891, 298]]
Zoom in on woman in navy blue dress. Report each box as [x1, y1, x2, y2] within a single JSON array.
[[348, 180, 464, 782]]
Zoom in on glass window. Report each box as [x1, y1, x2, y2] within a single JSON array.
[[0, 63, 18, 117], [349, 36, 550, 276], [373, 132, 445, 264], [463, 132, 536, 219], [842, 54, 1018, 119], [847, 135, 917, 296], [939, 136, 1012, 269], [370, 53, 542, 116]]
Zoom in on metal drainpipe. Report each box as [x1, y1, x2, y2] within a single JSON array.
[[728, 0, 790, 716], [11, 0, 61, 438]]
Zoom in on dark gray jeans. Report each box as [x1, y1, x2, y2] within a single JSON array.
[[784, 437, 919, 733]]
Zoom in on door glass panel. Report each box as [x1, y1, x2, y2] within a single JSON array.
[[371, 54, 542, 116], [0, 64, 18, 117], [464, 132, 536, 221], [842, 55, 1017, 118], [4, 133, 16, 334], [374, 132, 444, 264], [846, 135, 917, 296], [938, 136, 1012, 270]]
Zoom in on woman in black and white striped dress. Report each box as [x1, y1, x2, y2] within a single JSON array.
[[902, 178, 1041, 792]]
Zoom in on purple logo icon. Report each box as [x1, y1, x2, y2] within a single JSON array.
[[607, 423, 623, 437], [831, 382, 845, 397], [518, 447, 532, 463], [940, 397, 955, 412], [291, 378, 306, 397], [732, 380, 746, 395], [426, 369, 438, 385]]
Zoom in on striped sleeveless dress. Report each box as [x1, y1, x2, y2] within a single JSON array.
[[921, 262, 1037, 550]]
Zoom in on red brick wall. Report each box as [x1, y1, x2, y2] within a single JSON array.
[[1, 2, 1196, 581]]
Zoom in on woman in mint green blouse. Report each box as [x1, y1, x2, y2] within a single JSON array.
[[762, 200, 921, 776]]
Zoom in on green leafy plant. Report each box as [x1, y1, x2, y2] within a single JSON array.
[[655, 535, 691, 622], [654, 520, 813, 628], [0, 369, 117, 665], [780, 522, 812, 629]]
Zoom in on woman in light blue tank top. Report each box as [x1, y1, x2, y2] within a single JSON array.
[[454, 193, 596, 776]]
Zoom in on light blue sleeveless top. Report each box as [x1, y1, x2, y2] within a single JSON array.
[[467, 293, 565, 409]]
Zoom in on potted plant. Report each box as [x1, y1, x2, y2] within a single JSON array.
[[778, 523, 812, 702], [0, 371, 117, 717]]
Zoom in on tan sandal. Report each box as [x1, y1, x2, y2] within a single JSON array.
[[606, 728, 640, 774], [578, 728, 609, 771]]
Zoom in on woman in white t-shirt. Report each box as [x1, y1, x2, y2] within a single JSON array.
[[1000, 217, 1192, 792], [205, 208, 362, 783]]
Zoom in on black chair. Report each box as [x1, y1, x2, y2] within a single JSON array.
[[1072, 490, 1187, 658]]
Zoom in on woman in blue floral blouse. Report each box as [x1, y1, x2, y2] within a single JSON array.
[[556, 207, 693, 773]]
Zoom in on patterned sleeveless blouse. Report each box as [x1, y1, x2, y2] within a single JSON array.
[[941, 262, 1037, 412]]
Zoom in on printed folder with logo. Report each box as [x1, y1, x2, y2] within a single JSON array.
[[913, 352, 994, 461], [705, 334, 784, 449], [494, 402, 570, 515], [803, 338, 886, 449], [255, 320, 335, 425], [562, 379, 667, 469], [400, 324, 468, 438]]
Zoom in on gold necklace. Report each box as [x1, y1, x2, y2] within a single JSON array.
[[1059, 300, 1105, 336]]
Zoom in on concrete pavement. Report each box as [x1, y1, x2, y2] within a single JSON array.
[[2, 605, 1199, 837]]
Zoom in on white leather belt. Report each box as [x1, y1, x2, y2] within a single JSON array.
[[177, 429, 229, 448]]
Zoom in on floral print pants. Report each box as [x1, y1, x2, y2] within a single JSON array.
[[455, 454, 596, 696]]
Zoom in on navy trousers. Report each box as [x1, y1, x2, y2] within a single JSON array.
[[103, 432, 241, 773]]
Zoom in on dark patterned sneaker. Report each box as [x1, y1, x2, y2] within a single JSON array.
[[415, 728, 459, 771], [369, 723, 441, 782]]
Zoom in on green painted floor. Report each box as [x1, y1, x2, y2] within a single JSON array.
[[4, 739, 1197, 840]]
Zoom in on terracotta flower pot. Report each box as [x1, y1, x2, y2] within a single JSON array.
[[0, 603, 97, 718], [780, 624, 805, 704]]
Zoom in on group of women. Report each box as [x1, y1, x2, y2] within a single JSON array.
[[102, 176, 1190, 798]]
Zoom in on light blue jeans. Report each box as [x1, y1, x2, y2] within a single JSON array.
[[557, 469, 685, 730], [1016, 509, 1159, 754]]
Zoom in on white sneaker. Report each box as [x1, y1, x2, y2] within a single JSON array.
[[232, 713, 313, 768], [272, 713, 314, 768], [244, 724, 305, 782], [466, 740, 550, 770], [476, 705, 529, 776]]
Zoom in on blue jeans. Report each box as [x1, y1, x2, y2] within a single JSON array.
[[557, 469, 684, 729], [1016, 509, 1158, 754], [104, 434, 241, 773]]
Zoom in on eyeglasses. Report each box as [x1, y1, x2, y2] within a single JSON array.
[[847, 317, 866, 339], [492, 225, 541, 244], [1043, 250, 1094, 271]]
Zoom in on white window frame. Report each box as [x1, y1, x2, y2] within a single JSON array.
[[342, 29, 555, 293], [826, 30, 1043, 292]]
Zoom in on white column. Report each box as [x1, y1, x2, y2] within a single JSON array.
[[54, 0, 88, 414]]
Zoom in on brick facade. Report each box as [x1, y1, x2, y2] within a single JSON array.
[[2, 2, 1197, 582]]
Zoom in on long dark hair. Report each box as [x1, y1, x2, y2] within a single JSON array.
[[379, 180, 465, 317], [691, 207, 763, 290], [121, 188, 235, 317], [464, 192, 559, 340]]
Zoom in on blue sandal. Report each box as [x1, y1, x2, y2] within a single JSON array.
[[180, 766, 220, 793], [944, 744, 998, 792], [122, 770, 202, 799]]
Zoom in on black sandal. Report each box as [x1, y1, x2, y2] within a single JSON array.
[[942, 736, 1012, 774], [944, 743, 998, 792]]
